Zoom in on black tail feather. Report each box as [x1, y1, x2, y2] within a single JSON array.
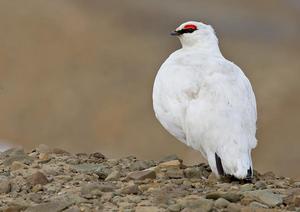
[[215, 153, 225, 176]]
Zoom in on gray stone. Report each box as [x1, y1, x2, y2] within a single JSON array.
[[126, 170, 156, 180], [180, 197, 214, 211], [168, 204, 181, 212], [0, 180, 11, 194], [27, 171, 49, 186], [240, 183, 254, 192], [249, 201, 269, 208], [121, 183, 140, 194], [255, 181, 267, 190], [184, 167, 209, 179], [244, 190, 283, 207], [206, 191, 243, 203], [25, 199, 73, 212], [72, 163, 108, 179], [214, 197, 230, 208], [105, 170, 120, 181], [81, 183, 103, 199], [131, 160, 154, 171], [0, 147, 33, 166]]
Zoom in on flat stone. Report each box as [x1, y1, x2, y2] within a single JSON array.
[[105, 170, 120, 181], [244, 190, 283, 207], [294, 195, 300, 207], [167, 204, 181, 212], [25, 199, 73, 212], [126, 170, 156, 180], [165, 168, 184, 179], [0, 180, 11, 194], [121, 183, 140, 194], [215, 197, 230, 208], [184, 166, 209, 179], [206, 191, 243, 202], [11, 161, 27, 171], [81, 183, 103, 199], [249, 201, 269, 208], [27, 171, 49, 186], [158, 160, 181, 169], [159, 155, 182, 163], [179, 196, 214, 211], [135, 206, 164, 212], [240, 184, 254, 192]]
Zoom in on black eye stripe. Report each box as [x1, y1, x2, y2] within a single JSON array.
[[176, 28, 197, 35]]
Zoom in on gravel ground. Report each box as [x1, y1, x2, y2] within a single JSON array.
[[0, 145, 299, 212]]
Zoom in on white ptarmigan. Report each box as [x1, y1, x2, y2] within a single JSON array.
[[153, 21, 257, 179]]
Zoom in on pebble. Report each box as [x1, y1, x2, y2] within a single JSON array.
[[249, 201, 269, 208], [244, 190, 283, 207], [27, 171, 49, 186], [0, 180, 11, 194], [121, 183, 140, 194], [206, 191, 243, 202], [215, 197, 230, 208], [105, 170, 120, 181], [80, 183, 103, 199], [126, 170, 156, 180]]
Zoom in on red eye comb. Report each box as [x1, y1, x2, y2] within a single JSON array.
[[183, 24, 197, 30]]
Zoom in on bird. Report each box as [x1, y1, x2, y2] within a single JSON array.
[[152, 21, 257, 180]]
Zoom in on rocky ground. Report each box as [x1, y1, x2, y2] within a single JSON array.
[[0, 145, 300, 212]]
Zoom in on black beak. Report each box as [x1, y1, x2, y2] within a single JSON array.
[[170, 31, 181, 36]]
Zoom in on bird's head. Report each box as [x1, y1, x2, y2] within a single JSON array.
[[171, 21, 218, 49]]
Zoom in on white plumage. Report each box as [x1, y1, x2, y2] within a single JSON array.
[[153, 21, 257, 179]]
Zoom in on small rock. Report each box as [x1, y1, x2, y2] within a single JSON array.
[[294, 195, 300, 207], [28, 193, 42, 203], [27, 171, 49, 186], [179, 196, 214, 211], [126, 170, 156, 180], [97, 183, 116, 192], [249, 201, 269, 208], [52, 148, 70, 155], [89, 152, 105, 159], [81, 183, 103, 199], [255, 181, 267, 190], [105, 170, 120, 181], [131, 160, 154, 171], [240, 184, 254, 192], [244, 190, 283, 207], [0, 180, 11, 194], [215, 197, 230, 208], [184, 166, 209, 179], [32, 184, 43, 192], [121, 183, 140, 194], [165, 168, 184, 179], [135, 206, 164, 212], [168, 204, 181, 212], [226, 203, 241, 212], [25, 199, 73, 212], [38, 153, 49, 161], [206, 192, 242, 203], [158, 160, 181, 169], [159, 155, 182, 163], [11, 161, 27, 171]]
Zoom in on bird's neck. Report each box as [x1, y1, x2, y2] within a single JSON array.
[[180, 36, 223, 57]]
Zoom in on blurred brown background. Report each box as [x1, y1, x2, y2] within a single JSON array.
[[0, 0, 299, 179]]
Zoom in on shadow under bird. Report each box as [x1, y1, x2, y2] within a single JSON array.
[[153, 21, 257, 180]]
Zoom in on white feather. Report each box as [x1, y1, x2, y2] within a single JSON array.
[[153, 21, 257, 179]]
